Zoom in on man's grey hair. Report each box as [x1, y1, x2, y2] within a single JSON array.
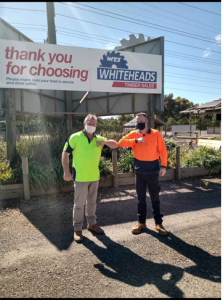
[[84, 114, 97, 122]]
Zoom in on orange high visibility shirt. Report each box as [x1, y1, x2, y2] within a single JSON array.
[[118, 128, 168, 168]]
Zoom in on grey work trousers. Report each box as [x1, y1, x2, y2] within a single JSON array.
[[73, 180, 99, 232]]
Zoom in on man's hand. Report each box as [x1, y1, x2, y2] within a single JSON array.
[[159, 168, 166, 177], [136, 137, 145, 144], [96, 141, 105, 147], [63, 172, 73, 181]]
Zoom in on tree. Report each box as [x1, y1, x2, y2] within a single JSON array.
[[156, 93, 197, 124]]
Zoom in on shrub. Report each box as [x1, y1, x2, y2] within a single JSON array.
[[0, 136, 112, 187], [0, 162, 13, 185], [181, 146, 221, 169], [99, 157, 112, 177], [117, 150, 134, 173], [164, 139, 178, 151]]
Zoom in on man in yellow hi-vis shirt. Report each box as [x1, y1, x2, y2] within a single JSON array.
[[62, 114, 118, 243]]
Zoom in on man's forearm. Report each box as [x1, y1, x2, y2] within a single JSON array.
[[62, 151, 70, 174], [104, 140, 119, 149]]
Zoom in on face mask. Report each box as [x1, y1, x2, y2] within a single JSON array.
[[85, 125, 96, 133], [136, 122, 146, 130]]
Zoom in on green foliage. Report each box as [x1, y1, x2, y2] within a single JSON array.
[[97, 114, 133, 135], [164, 139, 178, 151], [117, 150, 135, 173], [156, 93, 196, 125], [0, 162, 13, 184], [0, 141, 7, 163], [28, 160, 70, 191], [16, 113, 68, 136], [0, 135, 112, 187], [99, 157, 112, 177], [156, 93, 220, 130], [181, 146, 221, 169]]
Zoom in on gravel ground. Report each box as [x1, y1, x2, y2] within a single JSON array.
[[0, 176, 221, 298]]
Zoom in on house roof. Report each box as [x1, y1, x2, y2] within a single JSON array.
[[180, 98, 221, 115]]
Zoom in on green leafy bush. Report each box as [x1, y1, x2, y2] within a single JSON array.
[[0, 162, 13, 185], [181, 146, 221, 169], [0, 136, 112, 187], [164, 139, 178, 151], [99, 157, 112, 177], [1, 135, 220, 187], [117, 150, 134, 173]]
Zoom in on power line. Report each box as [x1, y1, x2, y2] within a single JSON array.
[[58, 2, 216, 43], [98, 1, 217, 36], [165, 72, 220, 82], [57, 33, 220, 74], [57, 32, 119, 45], [10, 22, 222, 57], [0, 6, 46, 12], [55, 13, 221, 54], [14, 27, 47, 31], [55, 29, 221, 67], [177, 2, 221, 16], [165, 75, 221, 84], [56, 29, 220, 66], [164, 87, 220, 95], [165, 50, 220, 63], [165, 54, 220, 66], [73, 2, 218, 43], [165, 81, 221, 89], [142, 2, 220, 30], [121, 2, 218, 34], [56, 26, 120, 42], [165, 63, 220, 74], [165, 40, 220, 54], [10, 22, 48, 27]]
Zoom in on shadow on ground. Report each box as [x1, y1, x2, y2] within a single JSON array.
[[0, 177, 220, 252], [83, 233, 185, 298], [0, 177, 221, 297], [82, 230, 220, 298]]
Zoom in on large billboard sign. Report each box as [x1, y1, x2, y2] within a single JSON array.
[[0, 39, 162, 94]]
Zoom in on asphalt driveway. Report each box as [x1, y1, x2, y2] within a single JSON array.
[[0, 176, 221, 298]]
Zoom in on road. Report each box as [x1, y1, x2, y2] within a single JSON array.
[[0, 176, 221, 298]]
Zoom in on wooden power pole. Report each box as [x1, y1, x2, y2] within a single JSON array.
[[46, 2, 57, 44], [147, 94, 155, 128], [5, 89, 16, 161], [46, 2, 72, 133]]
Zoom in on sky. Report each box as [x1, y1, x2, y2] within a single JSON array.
[[0, 2, 221, 108]]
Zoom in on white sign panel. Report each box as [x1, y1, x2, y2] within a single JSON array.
[[0, 39, 162, 94]]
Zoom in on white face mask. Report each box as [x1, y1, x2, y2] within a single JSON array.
[[85, 125, 96, 133]]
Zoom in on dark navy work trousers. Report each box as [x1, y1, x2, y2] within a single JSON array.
[[135, 173, 163, 224]]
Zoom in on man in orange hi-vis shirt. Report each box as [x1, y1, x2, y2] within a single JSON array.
[[118, 112, 168, 236]]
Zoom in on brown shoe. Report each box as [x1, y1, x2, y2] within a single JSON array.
[[131, 223, 147, 234], [155, 224, 168, 236], [74, 231, 84, 243], [87, 223, 104, 235]]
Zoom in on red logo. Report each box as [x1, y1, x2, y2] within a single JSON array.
[[112, 82, 157, 89]]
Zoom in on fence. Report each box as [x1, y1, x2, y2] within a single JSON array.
[[172, 125, 196, 135], [0, 147, 221, 201], [207, 127, 221, 134], [0, 131, 20, 142]]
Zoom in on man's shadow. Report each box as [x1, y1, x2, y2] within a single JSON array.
[[82, 234, 185, 298], [147, 230, 221, 283]]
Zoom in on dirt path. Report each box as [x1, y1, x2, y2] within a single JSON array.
[[0, 176, 221, 298]]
